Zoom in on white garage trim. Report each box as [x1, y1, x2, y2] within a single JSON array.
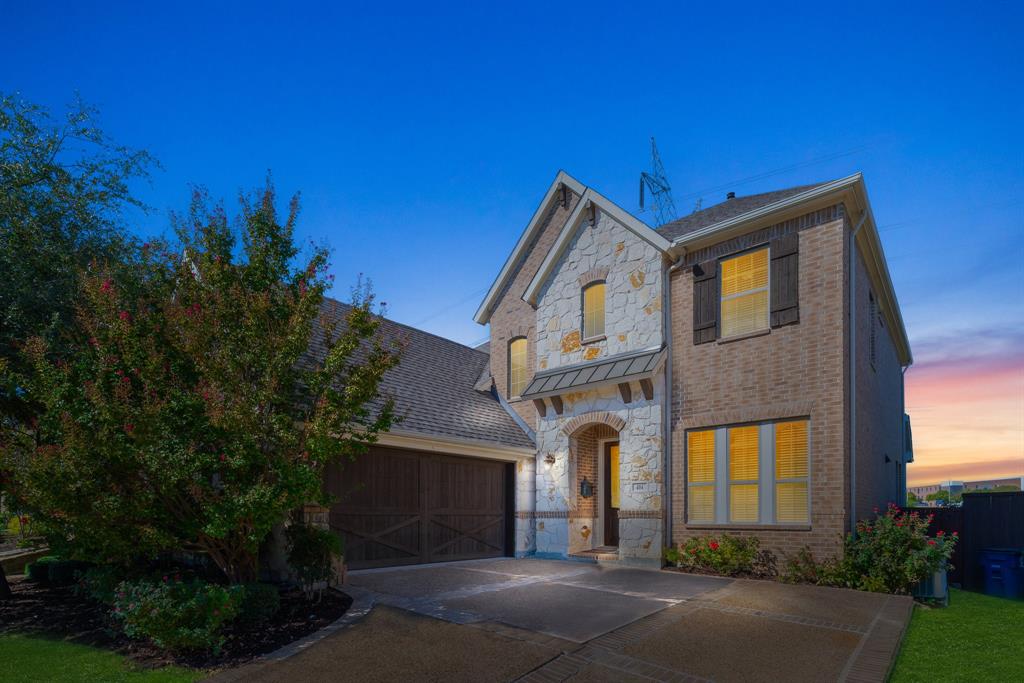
[[376, 429, 535, 462]]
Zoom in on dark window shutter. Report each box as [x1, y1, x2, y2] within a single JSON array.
[[770, 233, 799, 327], [693, 260, 718, 344]]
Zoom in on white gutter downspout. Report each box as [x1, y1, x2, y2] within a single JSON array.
[[663, 254, 685, 549], [849, 211, 868, 533]]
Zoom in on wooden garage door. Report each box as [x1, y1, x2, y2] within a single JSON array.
[[326, 446, 510, 569]]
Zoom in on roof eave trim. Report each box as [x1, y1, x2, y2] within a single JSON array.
[[522, 189, 672, 306], [669, 173, 863, 249], [378, 428, 536, 458], [473, 170, 586, 325]]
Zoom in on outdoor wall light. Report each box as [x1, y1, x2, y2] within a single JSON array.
[[580, 478, 594, 498]]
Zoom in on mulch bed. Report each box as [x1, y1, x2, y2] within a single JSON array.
[[0, 575, 352, 669]]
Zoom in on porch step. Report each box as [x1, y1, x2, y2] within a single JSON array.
[[569, 546, 620, 562]]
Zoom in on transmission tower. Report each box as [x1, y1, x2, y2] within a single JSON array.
[[639, 137, 678, 226]]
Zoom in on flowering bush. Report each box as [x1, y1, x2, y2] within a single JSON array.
[[112, 576, 243, 653], [830, 504, 957, 594], [782, 504, 958, 594], [664, 534, 776, 577]]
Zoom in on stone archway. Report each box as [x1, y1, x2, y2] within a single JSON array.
[[564, 414, 623, 551], [561, 411, 625, 438]]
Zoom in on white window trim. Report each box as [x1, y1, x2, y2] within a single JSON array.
[[686, 419, 812, 527], [719, 246, 770, 339]]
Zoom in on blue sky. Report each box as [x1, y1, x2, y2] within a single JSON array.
[[6, 1, 1023, 482]]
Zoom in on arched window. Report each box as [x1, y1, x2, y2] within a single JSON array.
[[582, 281, 606, 340], [508, 337, 528, 398]]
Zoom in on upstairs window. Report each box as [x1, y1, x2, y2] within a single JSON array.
[[720, 247, 769, 338], [508, 337, 528, 398], [582, 281, 606, 340]]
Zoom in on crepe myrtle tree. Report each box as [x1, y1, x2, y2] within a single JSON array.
[[6, 181, 401, 583]]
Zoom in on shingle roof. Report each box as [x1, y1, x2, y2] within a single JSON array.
[[656, 181, 832, 241], [303, 298, 534, 450], [522, 347, 665, 399]]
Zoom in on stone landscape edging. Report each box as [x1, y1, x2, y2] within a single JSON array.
[[260, 586, 376, 663]]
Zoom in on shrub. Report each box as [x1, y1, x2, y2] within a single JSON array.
[[664, 535, 776, 578], [782, 505, 958, 594], [26, 556, 58, 582], [286, 521, 342, 601], [781, 546, 827, 585], [236, 582, 281, 626], [112, 576, 244, 653], [77, 565, 128, 605], [830, 504, 957, 594]]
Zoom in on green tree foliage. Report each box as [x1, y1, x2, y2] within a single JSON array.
[[926, 490, 951, 505], [907, 490, 920, 506], [3, 182, 401, 583], [0, 93, 153, 598], [0, 93, 155, 420]]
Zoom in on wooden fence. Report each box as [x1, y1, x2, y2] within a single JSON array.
[[916, 491, 1024, 591]]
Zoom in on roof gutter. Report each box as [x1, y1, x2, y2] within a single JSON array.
[[849, 210, 868, 533]]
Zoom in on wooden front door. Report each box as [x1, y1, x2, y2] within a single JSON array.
[[604, 442, 620, 546], [326, 446, 509, 569]]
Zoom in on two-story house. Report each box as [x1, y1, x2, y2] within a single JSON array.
[[320, 170, 912, 570]]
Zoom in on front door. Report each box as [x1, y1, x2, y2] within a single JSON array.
[[604, 442, 620, 546]]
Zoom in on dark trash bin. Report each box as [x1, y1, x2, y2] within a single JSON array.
[[979, 548, 1024, 599]]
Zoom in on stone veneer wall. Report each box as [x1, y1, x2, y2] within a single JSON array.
[[669, 206, 851, 562], [514, 457, 537, 557], [535, 385, 665, 562], [534, 209, 664, 371], [531, 207, 667, 563]]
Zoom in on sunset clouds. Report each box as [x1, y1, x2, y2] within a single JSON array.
[[905, 325, 1024, 485]]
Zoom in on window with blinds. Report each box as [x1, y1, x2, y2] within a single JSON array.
[[687, 430, 715, 522], [582, 282, 606, 339], [686, 419, 810, 526], [775, 421, 809, 523], [508, 338, 528, 397], [720, 247, 769, 338], [729, 425, 760, 523]]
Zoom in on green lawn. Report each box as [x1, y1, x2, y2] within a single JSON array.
[[0, 633, 202, 683], [891, 589, 1024, 682]]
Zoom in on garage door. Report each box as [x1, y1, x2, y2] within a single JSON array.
[[326, 446, 511, 569]]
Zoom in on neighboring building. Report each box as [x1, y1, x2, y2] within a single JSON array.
[[909, 476, 1023, 501], [318, 170, 914, 569]]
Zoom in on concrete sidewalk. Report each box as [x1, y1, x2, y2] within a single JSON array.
[[205, 559, 912, 682]]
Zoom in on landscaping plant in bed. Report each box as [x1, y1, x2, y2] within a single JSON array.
[[0, 568, 351, 670]]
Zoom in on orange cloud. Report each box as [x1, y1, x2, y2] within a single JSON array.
[[906, 338, 1024, 486]]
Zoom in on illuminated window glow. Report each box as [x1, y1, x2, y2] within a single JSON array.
[[509, 338, 528, 397], [720, 247, 769, 337], [582, 282, 606, 339]]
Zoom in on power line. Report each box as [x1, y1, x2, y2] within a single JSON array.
[[674, 145, 872, 202], [411, 286, 488, 327]]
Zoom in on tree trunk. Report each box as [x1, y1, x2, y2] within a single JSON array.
[[0, 563, 12, 600]]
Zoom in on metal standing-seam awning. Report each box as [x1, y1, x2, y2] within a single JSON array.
[[521, 346, 665, 416]]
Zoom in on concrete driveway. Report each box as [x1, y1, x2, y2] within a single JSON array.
[[348, 557, 729, 642], [208, 558, 912, 683]]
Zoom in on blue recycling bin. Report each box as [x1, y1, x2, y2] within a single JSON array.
[[979, 548, 1024, 599]]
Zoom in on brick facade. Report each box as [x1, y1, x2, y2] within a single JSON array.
[[669, 207, 851, 562], [853, 244, 906, 516], [489, 189, 581, 427]]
